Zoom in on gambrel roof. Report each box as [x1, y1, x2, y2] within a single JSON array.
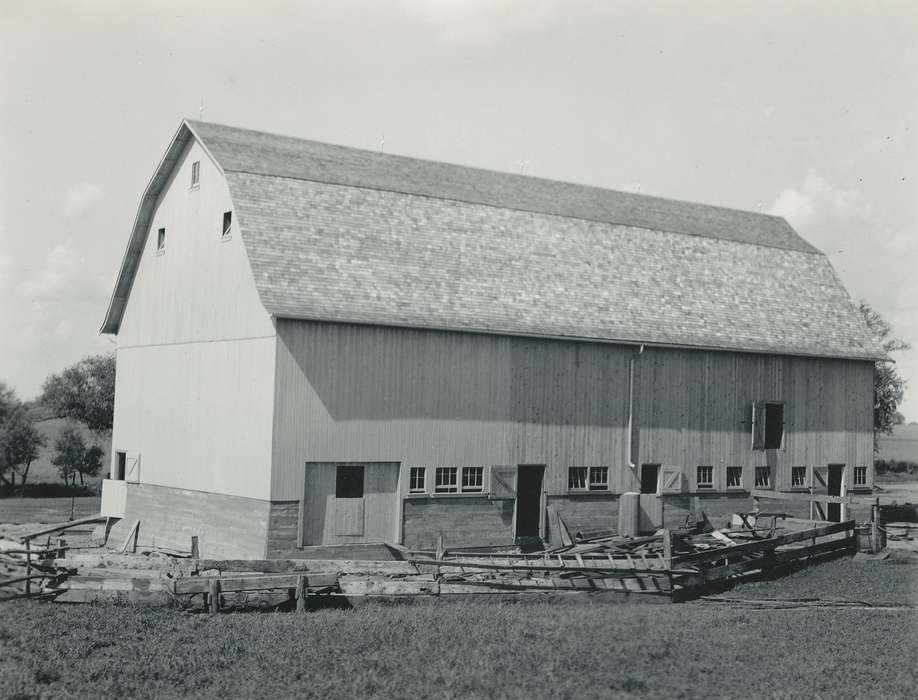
[[102, 120, 883, 361]]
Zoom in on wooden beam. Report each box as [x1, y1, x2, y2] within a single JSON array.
[[173, 572, 338, 595], [20, 514, 109, 541]]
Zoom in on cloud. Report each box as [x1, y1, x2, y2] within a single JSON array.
[[63, 182, 104, 219], [398, 0, 561, 45], [15, 241, 84, 299], [769, 172, 872, 230]]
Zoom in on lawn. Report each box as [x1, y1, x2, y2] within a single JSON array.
[[1, 573, 916, 699]]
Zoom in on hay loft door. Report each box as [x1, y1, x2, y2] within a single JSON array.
[[301, 462, 400, 546]]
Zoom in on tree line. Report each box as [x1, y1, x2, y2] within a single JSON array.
[[0, 355, 114, 492]]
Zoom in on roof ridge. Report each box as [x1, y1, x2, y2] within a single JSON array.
[[225, 167, 823, 256], [187, 118, 789, 226]]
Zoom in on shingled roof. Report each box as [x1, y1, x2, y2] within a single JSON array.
[[102, 120, 882, 361]]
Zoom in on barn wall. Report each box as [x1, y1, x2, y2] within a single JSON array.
[[271, 320, 636, 500], [111, 337, 275, 498], [271, 320, 874, 542], [111, 137, 276, 498], [634, 350, 875, 493]]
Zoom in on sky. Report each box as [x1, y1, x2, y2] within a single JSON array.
[[1, 0, 916, 419]]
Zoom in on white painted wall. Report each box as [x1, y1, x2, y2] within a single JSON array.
[[111, 138, 276, 499]]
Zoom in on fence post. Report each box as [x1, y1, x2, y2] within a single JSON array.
[[25, 539, 31, 596], [209, 579, 220, 614], [871, 502, 881, 554], [296, 575, 306, 614]]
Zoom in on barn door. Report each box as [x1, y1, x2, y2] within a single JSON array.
[[301, 462, 400, 546], [334, 465, 365, 536]]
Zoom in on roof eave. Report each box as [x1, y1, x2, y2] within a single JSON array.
[[270, 313, 886, 363]]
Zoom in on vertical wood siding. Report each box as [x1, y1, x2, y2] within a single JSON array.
[[111, 138, 277, 499], [271, 321, 874, 502]]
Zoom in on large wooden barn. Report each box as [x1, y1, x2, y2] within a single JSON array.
[[99, 120, 882, 558]]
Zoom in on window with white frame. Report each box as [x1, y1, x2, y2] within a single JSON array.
[[156, 227, 166, 253], [726, 466, 743, 489], [568, 467, 587, 490], [589, 466, 609, 491], [409, 467, 426, 494], [696, 466, 714, 489], [791, 466, 807, 488], [434, 467, 458, 494], [754, 466, 771, 488], [461, 467, 484, 493], [853, 466, 868, 488], [191, 160, 200, 188], [222, 211, 232, 238]]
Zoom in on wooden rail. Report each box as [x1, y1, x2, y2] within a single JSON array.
[[172, 572, 338, 613]]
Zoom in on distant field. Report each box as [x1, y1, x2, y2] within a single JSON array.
[[878, 423, 918, 463], [0, 496, 101, 525]]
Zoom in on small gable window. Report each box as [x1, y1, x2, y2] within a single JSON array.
[[191, 161, 200, 188], [222, 211, 232, 239], [156, 227, 166, 253]]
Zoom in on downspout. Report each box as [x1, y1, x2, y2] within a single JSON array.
[[625, 345, 645, 470]]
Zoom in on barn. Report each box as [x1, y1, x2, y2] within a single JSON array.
[[99, 120, 882, 559]]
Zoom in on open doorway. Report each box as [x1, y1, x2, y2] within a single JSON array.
[[515, 465, 545, 540], [827, 464, 844, 522], [114, 452, 126, 481]]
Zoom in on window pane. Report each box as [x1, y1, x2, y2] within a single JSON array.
[[791, 467, 807, 487], [568, 467, 587, 490], [726, 467, 742, 488], [588, 466, 608, 490], [462, 467, 483, 492], [435, 467, 458, 493], [854, 467, 867, 486], [336, 465, 364, 498], [755, 466, 771, 488], [223, 211, 232, 237], [409, 467, 426, 492], [697, 466, 713, 488]]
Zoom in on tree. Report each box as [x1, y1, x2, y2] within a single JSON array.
[[859, 302, 911, 450], [51, 425, 103, 486], [52, 426, 84, 486], [0, 388, 46, 491], [39, 354, 115, 437]]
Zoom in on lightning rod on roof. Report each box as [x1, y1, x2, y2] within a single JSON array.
[[380, 134, 385, 153], [519, 159, 530, 174], [199, 98, 206, 122]]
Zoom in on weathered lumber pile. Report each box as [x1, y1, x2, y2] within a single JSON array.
[[1, 511, 862, 610]]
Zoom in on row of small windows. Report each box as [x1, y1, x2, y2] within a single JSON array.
[[408, 464, 868, 495], [155, 211, 232, 253], [409, 466, 484, 494]]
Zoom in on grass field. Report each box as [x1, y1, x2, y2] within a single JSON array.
[[1, 554, 916, 700]]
